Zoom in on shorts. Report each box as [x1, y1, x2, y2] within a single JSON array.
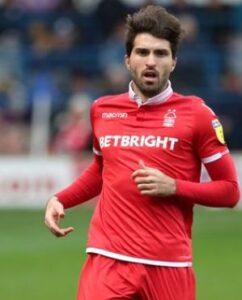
[[77, 254, 196, 300]]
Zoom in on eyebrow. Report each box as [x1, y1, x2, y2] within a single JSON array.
[[134, 47, 170, 53]]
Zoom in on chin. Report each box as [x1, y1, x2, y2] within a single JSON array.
[[142, 90, 160, 98], [142, 86, 161, 97]]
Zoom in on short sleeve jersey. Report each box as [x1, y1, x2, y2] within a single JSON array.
[[86, 84, 228, 266]]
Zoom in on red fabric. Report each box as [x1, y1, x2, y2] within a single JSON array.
[[86, 92, 231, 263], [77, 254, 195, 300], [176, 154, 240, 207], [56, 155, 103, 208], [55, 91, 240, 265], [193, 102, 227, 160]]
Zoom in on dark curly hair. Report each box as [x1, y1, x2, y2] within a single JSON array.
[[125, 5, 182, 58]]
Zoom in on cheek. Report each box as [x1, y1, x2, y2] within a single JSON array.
[[159, 62, 174, 74], [129, 62, 141, 75], [129, 57, 144, 69]]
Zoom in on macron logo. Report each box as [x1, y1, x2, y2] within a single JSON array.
[[102, 112, 128, 119]]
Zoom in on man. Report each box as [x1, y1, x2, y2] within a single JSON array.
[[45, 5, 240, 300]]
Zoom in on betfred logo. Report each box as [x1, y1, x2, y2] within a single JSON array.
[[99, 135, 178, 150]]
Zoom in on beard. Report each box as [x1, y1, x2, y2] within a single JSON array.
[[130, 69, 169, 98]]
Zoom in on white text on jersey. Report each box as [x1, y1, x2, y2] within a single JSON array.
[[99, 135, 178, 150], [102, 112, 128, 119]]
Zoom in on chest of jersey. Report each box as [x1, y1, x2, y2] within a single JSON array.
[[94, 99, 194, 155], [93, 97, 202, 179]]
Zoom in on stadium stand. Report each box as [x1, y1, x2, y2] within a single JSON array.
[[0, 0, 241, 154]]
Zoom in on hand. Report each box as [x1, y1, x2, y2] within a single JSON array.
[[132, 160, 176, 197], [44, 196, 74, 237]]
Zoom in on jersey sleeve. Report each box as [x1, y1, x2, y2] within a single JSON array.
[[56, 154, 103, 209], [176, 153, 240, 207], [55, 100, 104, 209], [193, 102, 228, 164], [90, 101, 102, 156]]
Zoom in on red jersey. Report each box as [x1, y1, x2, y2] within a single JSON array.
[[86, 82, 229, 266]]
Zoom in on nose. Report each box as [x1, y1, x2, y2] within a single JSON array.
[[146, 54, 156, 68]]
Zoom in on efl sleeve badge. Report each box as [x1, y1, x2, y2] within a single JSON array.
[[212, 119, 226, 144]]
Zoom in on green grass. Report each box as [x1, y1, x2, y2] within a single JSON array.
[[193, 208, 242, 300], [1, 207, 242, 299]]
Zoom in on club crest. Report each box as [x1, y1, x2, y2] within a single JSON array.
[[162, 109, 176, 127]]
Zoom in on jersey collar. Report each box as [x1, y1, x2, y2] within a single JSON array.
[[128, 80, 173, 107]]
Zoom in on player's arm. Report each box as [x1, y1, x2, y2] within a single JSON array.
[[45, 154, 103, 237], [44, 196, 74, 237], [175, 153, 240, 207], [132, 155, 240, 207], [132, 160, 176, 197], [45, 100, 103, 237], [177, 102, 240, 207], [133, 103, 240, 207], [55, 154, 103, 208]]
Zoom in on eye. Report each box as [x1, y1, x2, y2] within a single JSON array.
[[135, 48, 149, 56], [155, 49, 169, 57]]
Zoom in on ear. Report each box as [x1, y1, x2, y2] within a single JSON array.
[[124, 54, 130, 71], [171, 57, 177, 72]]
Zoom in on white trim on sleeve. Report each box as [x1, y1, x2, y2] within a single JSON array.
[[86, 247, 192, 268], [202, 150, 229, 164], [93, 147, 102, 156]]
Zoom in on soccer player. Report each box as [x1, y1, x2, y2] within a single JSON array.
[[45, 5, 240, 300]]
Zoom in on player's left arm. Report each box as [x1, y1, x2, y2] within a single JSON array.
[[177, 102, 240, 207], [132, 155, 240, 207], [132, 160, 176, 197], [132, 103, 240, 207], [175, 153, 240, 207]]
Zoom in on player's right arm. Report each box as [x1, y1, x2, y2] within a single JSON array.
[[45, 99, 103, 237], [45, 153, 103, 237], [45, 196, 74, 237], [55, 154, 103, 208]]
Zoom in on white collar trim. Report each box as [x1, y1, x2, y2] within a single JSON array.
[[128, 80, 173, 107]]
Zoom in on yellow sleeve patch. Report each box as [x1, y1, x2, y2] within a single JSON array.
[[212, 119, 225, 144]]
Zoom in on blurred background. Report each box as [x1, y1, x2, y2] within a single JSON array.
[[1, 0, 242, 299]]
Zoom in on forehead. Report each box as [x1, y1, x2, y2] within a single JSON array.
[[133, 33, 171, 51]]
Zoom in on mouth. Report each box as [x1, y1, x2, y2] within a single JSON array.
[[142, 70, 158, 82]]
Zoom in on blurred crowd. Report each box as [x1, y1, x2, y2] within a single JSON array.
[[0, 0, 242, 156]]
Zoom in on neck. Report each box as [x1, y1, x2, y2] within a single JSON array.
[[131, 81, 169, 103]]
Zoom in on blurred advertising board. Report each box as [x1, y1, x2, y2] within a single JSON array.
[[0, 153, 241, 208], [0, 155, 91, 208]]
